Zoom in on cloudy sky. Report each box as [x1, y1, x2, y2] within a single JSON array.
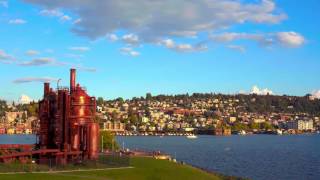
[[0, 0, 319, 102]]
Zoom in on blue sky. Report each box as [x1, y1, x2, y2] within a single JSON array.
[[0, 0, 320, 102]]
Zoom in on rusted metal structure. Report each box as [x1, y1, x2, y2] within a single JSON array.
[[0, 69, 99, 164]]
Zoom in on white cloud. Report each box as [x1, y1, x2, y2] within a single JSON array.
[[25, 50, 40, 56], [120, 47, 140, 57], [0, 49, 15, 63], [40, 9, 72, 23], [18, 94, 32, 104], [25, 0, 289, 52], [39, 9, 63, 17], [66, 54, 84, 59], [250, 85, 273, 95], [161, 39, 175, 49], [73, 18, 81, 24], [159, 39, 207, 52], [227, 45, 246, 53], [107, 34, 119, 42], [13, 77, 58, 83], [60, 15, 72, 21], [69, 46, 90, 52], [18, 57, 57, 66], [276, 32, 305, 47], [311, 90, 320, 99], [8, 19, 27, 24], [211, 31, 305, 48], [211, 33, 263, 43], [122, 34, 139, 45]]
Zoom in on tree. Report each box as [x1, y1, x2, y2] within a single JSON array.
[[249, 122, 260, 130], [27, 103, 38, 117], [260, 122, 274, 130], [100, 131, 119, 151], [22, 112, 27, 123], [97, 97, 104, 106], [111, 110, 118, 121], [231, 122, 248, 131], [146, 93, 152, 101]]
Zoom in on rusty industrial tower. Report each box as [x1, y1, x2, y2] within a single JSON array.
[[0, 69, 99, 164]]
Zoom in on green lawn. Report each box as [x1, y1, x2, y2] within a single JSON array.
[[0, 157, 230, 180]]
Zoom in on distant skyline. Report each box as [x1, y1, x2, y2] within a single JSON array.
[[0, 0, 320, 103]]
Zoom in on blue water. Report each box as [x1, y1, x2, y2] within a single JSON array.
[[0, 134, 37, 144], [116, 135, 320, 180], [1, 134, 319, 180]]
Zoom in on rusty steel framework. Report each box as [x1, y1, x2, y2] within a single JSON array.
[[0, 69, 99, 164]]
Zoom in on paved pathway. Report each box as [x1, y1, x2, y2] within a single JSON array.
[[0, 166, 134, 175]]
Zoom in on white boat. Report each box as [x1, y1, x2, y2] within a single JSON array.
[[186, 135, 197, 139], [238, 130, 246, 135], [276, 129, 283, 135]]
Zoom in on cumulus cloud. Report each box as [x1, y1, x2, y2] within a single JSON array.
[[107, 34, 119, 42], [250, 85, 273, 95], [40, 9, 62, 16], [60, 15, 72, 22], [211, 31, 305, 48], [24, 0, 294, 52], [16, 56, 95, 72], [69, 46, 90, 52], [120, 47, 140, 57], [39, 9, 72, 22], [159, 39, 207, 52], [13, 77, 58, 83], [18, 57, 58, 66], [0, 49, 15, 63], [122, 34, 139, 45], [276, 32, 305, 47], [8, 19, 27, 24], [18, 94, 32, 104], [25, 50, 40, 56]]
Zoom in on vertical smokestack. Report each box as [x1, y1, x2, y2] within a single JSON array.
[[70, 69, 76, 91], [44, 82, 50, 96]]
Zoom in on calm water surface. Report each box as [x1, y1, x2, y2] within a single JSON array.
[[0, 134, 319, 180], [116, 135, 320, 180]]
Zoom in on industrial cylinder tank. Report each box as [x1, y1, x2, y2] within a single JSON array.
[[89, 123, 99, 159]]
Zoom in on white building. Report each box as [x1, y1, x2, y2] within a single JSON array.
[[287, 119, 313, 130]]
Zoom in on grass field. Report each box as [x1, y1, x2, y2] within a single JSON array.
[[0, 157, 231, 180]]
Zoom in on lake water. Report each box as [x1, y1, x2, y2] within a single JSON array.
[[116, 135, 320, 180], [1, 134, 319, 180]]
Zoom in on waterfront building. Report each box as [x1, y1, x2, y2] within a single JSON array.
[[102, 121, 125, 132], [287, 119, 313, 130], [253, 118, 266, 123], [214, 127, 231, 136]]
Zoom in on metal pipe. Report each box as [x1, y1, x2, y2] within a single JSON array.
[[44, 82, 50, 96], [70, 69, 76, 92]]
